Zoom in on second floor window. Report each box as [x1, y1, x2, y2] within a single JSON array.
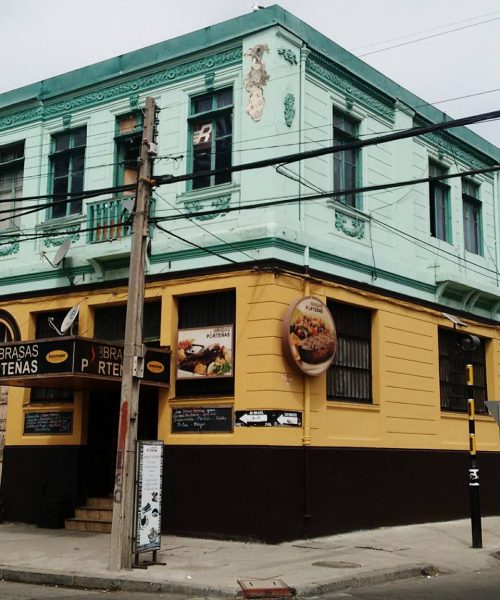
[[462, 179, 481, 255], [429, 161, 450, 242], [115, 112, 143, 191], [189, 89, 232, 190], [0, 141, 24, 231], [50, 127, 86, 219], [333, 111, 359, 207]]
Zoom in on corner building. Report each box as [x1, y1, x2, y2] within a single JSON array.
[[0, 6, 500, 542]]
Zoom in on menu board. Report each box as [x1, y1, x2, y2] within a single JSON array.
[[24, 411, 73, 435], [135, 441, 163, 554], [172, 406, 233, 433]]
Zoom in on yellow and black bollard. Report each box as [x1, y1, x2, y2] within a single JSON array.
[[467, 363, 482, 549]]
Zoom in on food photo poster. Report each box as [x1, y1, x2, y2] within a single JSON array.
[[177, 325, 233, 379]]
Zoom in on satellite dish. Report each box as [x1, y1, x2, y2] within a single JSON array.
[[53, 239, 72, 267], [60, 304, 80, 335]]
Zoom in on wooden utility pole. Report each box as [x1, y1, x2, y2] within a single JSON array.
[[109, 96, 156, 571]]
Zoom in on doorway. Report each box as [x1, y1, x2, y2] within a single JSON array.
[[85, 388, 159, 498]]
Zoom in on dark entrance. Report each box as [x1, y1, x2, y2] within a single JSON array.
[[85, 388, 159, 497]]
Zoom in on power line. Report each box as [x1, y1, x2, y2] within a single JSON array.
[[154, 222, 238, 265], [351, 10, 500, 51], [358, 15, 500, 57], [155, 108, 500, 187]]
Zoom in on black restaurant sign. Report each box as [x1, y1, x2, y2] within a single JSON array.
[[0, 337, 170, 388]]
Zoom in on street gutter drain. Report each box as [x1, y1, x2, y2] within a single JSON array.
[[312, 561, 360, 569], [238, 577, 296, 599]]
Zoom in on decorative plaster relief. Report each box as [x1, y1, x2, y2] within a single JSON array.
[[277, 48, 298, 65], [284, 93, 296, 127], [43, 227, 81, 248], [334, 209, 365, 239], [244, 44, 270, 122], [0, 239, 20, 257], [185, 196, 231, 221]]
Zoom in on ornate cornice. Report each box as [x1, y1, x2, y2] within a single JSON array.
[[414, 118, 493, 170], [0, 47, 242, 133], [306, 52, 395, 122]]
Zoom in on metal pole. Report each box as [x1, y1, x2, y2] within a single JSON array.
[[109, 97, 156, 570], [467, 363, 482, 549]]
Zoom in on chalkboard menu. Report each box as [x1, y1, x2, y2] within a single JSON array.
[[24, 411, 73, 435], [172, 406, 233, 433]]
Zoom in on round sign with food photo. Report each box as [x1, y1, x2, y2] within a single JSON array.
[[282, 296, 337, 376]]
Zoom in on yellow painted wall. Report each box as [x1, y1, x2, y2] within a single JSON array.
[[3, 270, 500, 453]]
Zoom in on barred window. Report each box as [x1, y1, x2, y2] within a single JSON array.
[[327, 300, 372, 403], [439, 328, 487, 413]]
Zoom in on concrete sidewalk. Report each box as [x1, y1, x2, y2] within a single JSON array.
[[0, 517, 500, 597]]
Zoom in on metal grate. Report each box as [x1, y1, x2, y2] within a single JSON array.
[[327, 300, 372, 403], [439, 328, 487, 413]]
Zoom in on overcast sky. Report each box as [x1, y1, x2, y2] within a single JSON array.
[[2, 0, 500, 145]]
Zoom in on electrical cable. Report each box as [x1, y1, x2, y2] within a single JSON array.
[[358, 15, 500, 57], [154, 222, 238, 265], [153, 189, 257, 264]]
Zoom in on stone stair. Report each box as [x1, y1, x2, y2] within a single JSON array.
[[64, 497, 113, 533]]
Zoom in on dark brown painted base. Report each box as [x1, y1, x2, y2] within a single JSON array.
[[163, 445, 500, 542], [2, 444, 500, 541], [0, 445, 86, 527]]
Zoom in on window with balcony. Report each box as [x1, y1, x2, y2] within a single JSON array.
[[429, 161, 451, 242], [49, 127, 86, 219], [189, 89, 232, 190], [0, 141, 24, 231], [333, 111, 359, 207], [327, 300, 372, 403], [115, 112, 143, 191], [462, 179, 482, 255]]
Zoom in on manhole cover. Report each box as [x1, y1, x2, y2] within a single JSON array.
[[312, 560, 360, 569]]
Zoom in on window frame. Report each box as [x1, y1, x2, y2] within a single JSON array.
[[438, 327, 488, 414], [462, 178, 482, 255], [114, 112, 143, 191], [188, 88, 233, 190], [429, 161, 451, 243], [326, 299, 372, 404], [175, 290, 235, 398], [333, 110, 360, 208], [49, 127, 86, 220], [0, 141, 24, 231]]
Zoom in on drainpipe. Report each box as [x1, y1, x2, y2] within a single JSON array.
[[303, 247, 311, 536]]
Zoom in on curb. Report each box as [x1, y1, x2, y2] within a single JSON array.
[[297, 564, 437, 597], [0, 566, 235, 597], [0, 563, 437, 597]]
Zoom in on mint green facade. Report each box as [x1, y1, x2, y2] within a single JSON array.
[[0, 6, 498, 319]]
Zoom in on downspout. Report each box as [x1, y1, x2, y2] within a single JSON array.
[[303, 247, 311, 536], [299, 44, 312, 537]]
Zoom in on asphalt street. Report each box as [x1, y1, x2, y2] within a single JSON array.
[[323, 565, 500, 599], [0, 581, 192, 600]]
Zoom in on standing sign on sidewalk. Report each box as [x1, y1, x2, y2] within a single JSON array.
[[134, 440, 163, 554]]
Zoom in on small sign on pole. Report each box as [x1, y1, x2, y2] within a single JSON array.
[[133, 440, 165, 567]]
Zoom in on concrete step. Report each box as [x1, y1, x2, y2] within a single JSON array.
[[75, 507, 112, 521], [64, 518, 112, 533], [86, 497, 113, 510]]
